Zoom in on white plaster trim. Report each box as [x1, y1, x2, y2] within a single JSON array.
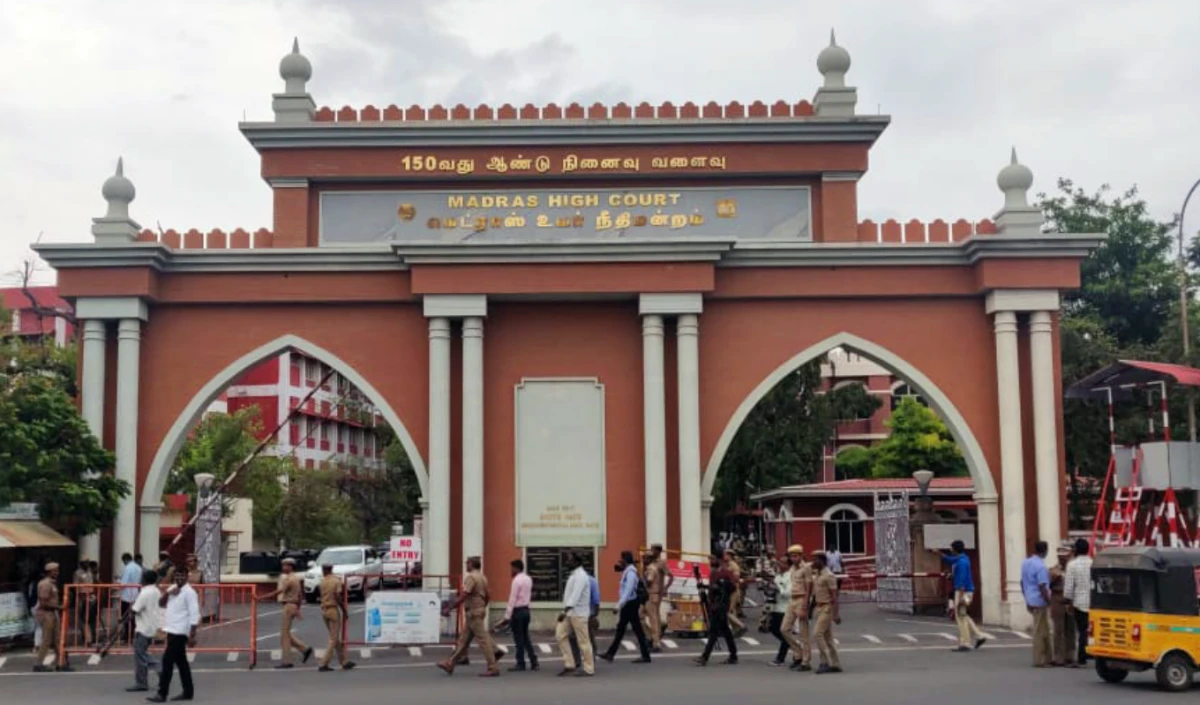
[[269, 178, 309, 188], [821, 171, 863, 182], [140, 334, 429, 509], [984, 289, 1060, 314], [702, 331, 997, 500], [822, 502, 869, 521], [75, 296, 148, 321], [423, 294, 487, 318], [639, 293, 704, 316]]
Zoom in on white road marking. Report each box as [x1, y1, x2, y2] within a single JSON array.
[[834, 638, 840, 646], [1007, 630, 1031, 640], [979, 631, 996, 640], [622, 640, 635, 652], [935, 633, 958, 642], [360, 649, 372, 659], [269, 650, 282, 661], [226, 652, 238, 662], [199, 608, 283, 632], [497, 644, 508, 654], [43, 655, 55, 667], [256, 632, 281, 643], [661, 639, 678, 649], [898, 634, 918, 643], [862, 634, 882, 644], [87, 654, 102, 666], [314, 649, 326, 662], [537, 643, 552, 654], [741, 637, 760, 646], [408, 647, 422, 657], [0, 657, 6, 670]]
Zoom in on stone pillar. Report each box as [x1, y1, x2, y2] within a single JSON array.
[[461, 317, 485, 562], [1030, 311, 1061, 549], [993, 310, 1028, 624], [975, 494, 1003, 625], [79, 319, 107, 562], [138, 506, 162, 562], [114, 319, 141, 569], [677, 314, 703, 555], [700, 497, 713, 556], [426, 317, 451, 578], [641, 314, 668, 547]]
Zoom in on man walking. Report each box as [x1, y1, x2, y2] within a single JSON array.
[[811, 551, 842, 674], [641, 544, 672, 652], [128, 569, 162, 692], [723, 549, 747, 636], [767, 556, 793, 666], [496, 559, 536, 672], [1022, 541, 1053, 667], [119, 552, 144, 643], [438, 556, 501, 677], [694, 554, 738, 666], [825, 544, 843, 575], [316, 564, 355, 672], [781, 545, 812, 671], [148, 569, 199, 702], [259, 557, 312, 668], [555, 553, 595, 677], [32, 562, 70, 672], [1063, 538, 1092, 668], [601, 551, 651, 663], [940, 540, 985, 652]]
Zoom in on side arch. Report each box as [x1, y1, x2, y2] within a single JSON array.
[[702, 331, 996, 500], [822, 502, 869, 521], [140, 333, 429, 510]]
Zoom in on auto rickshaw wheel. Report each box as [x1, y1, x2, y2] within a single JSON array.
[[1095, 659, 1128, 684], [1155, 653, 1195, 692]]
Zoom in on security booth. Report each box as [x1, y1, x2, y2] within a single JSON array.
[[0, 503, 76, 645]]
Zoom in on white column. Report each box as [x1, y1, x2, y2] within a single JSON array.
[[114, 318, 141, 568], [138, 506, 162, 561], [975, 494, 1003, 625], [426, 317, 451, 578], [642, 314, 667, 547], [79, 319, 106, 562], [993, 310, 1028, 621], [1030, 311, 1061, 549], [700, 497, 713, 556], [677, 314, 703, 555], [462, 317, 485, 562]]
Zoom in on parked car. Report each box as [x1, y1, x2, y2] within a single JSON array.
[[303, 545, 383, 602]]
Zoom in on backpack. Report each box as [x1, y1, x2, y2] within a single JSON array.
[[635, 576, 650, 605]]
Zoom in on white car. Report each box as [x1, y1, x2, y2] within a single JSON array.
[[303, 545, 383, 602]]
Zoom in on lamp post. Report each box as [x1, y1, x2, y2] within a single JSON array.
[[1180, 178, 1200, 442]]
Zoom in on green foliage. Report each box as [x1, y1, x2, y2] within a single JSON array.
[[267, 465, 358, 549], [712, 359, 881, 520], [166, 408, 263, 500], [833, 445, 873, 479], [333, 425, 422, 544], [866, 398, 967, 479]]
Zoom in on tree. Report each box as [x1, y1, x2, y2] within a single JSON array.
[[166, 408, 263, 499], [269, 466, 357, 549], [333, 425, 421, 544], [866, 397, 968, 479], [712, 358, 881, 521], [833, 445, 873, 479]]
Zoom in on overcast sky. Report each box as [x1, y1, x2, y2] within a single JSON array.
[[2, 0, 1198, 286]]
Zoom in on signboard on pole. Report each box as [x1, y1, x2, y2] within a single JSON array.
[[364, 591, 442, 644], [389, 536, 422, 563], [665, 559, 710, 600]]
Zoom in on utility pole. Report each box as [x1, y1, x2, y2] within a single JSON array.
[[1181, 178, 1200, 441]]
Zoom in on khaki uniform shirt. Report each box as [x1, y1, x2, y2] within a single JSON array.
[[462, 571, 489, 613], [278, 574, 303, 605], [645, 559, 667, 596], [156, 562, 175, 584], [37, 577, 59, 615], [789, 563, 813, 602], [813, 568, 837, 605], [319, 575, 343, 611]]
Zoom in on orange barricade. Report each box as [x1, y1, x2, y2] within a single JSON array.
[[338, 574, 461, 648], [60, 583, 259, 668]]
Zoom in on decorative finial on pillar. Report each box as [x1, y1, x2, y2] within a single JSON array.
[[92, 157, 140, 244], [814, 29, 857, 117], [994, 147, 1043, 235], [273, 38, 316, 124]]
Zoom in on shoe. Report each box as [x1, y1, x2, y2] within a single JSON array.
[[145, 697, 166, 703], [771, 660, 786, 667], [794, 663, 812, 672], [722, 657, 738, 665], [574, 671, 593, 677], [632, 657, 651, 664], [478, 670, 499, 678], [693, 657, 707, 667], [318, 666, 334, 672], [437, 661, 454, 675], [830, 666, 843, 673], [127, 686, 149, 692], [32, 665, 51, 673], [816, 665, 832, 674], [456, 657, 470, 665], [975, 638, 987, 650], [274, 663, 294, 669], [303, 647, 314, 664], [952, 646, 970, 653], [530, 663, 539, 672], [599, 653, 615, 663], [507, 665, 526, 672], [169, 695, 192, 702], [650, 646, 662, 653], [343, 662, 356, 671], [493, 650, 505, 662], [556, 668, 576, 677], [57, 665, 74, 672]]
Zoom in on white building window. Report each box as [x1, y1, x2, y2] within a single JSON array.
[[890, 381, 926, 411], [823, 504, 867, 555]]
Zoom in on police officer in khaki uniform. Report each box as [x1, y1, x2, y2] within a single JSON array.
[[810, 551, 842, 674], [641, 544, 673, 652], [259, 557, 312, 668], [316, 564, 356, 672], [438, 556, 502, 677], [781, 545, 813, 671], [33, 563, 71, 672], [723, 549, 747, 636]]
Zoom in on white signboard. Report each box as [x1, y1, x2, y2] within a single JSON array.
[[923, 524, 976, 550], [364, 591, 442, 645], [0, 591, 33, 639], [389, 536, 422, 563], [515, 379, 607, 547]]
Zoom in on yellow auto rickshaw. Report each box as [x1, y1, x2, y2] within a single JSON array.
[[1089, 546, 1200, 692]]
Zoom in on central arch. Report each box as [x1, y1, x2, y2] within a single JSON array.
[[138, 334, 429, 550]]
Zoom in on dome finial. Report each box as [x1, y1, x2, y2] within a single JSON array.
[[830, 28, 837, 46], [101, 156, 135, 220], [292, 36, 300, 54], [997, 146, 1034, 209], [279, 37, 312, 93], [817, 28, 851, 89]]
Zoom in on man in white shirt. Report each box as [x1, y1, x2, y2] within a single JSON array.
[[148, 570, 199, 702], [1062, 538, 1093, 667], [555, 553, 595, 677], [128, 569, 163, 692]]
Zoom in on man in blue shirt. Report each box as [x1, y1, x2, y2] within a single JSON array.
[[600, 551, 652, 663], [1021, 541, 1053, 667], [941, 541, 985, 652], [118, 553, 144, 643]]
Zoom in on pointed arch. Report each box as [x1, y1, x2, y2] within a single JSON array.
[[140, 334, 428, 510], [702, 331, 996, 500]]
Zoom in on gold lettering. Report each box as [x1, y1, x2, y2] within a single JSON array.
[[504, 211, 526, 228], [689, 211, 705, 226], [456, 159, 475, 174], [653, 194, 668, 207], [486, 156, 508, 173], [474, 216, 488, 232], [580, 158, 599, 169], [480, 196, 495, 208], [572, 212, 585, 228], [535, 155, 551, 173], [427, 217, 441, 229], [690, 156, 707, 168], [650, 210, 668, 227], [710, 156, 726, 169], [549, 194, 564, 208], [491, 216, 503, 228], [600, 158, 620, 169], [669, 157, 688, 168], [651, 157, 668, 169], [444, 217, 458, 228], [596, 210, 612, 230], [615, 211, 631, 229], [671, 214, 688, 229], [537, 214, 552, 228], [438, 159, 453, 171], [633, 215, 648, 227], [622, 157, 639, 171], [527, 195, 540, 207], [448, 196, 465, 209], [511, 155, 532, 171], [584, 194, 599, 207], [608, 194, 622, 207], [562, 155, 579, 173], [556, 216, 572, 228], [669, 193, 682, 205]]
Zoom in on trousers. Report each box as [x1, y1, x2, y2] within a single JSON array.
[[319, 608, 347, 667], [449, 609, 498, 672], [35, 612, 58, 667], [158, 633, 193, 700], [767, 612, 791, 663], [954, 591, 983, 647], [700, 610, 738, 662], [642, 595, 663, 647], [556, 615, 594, 674], [780, 600, 810, 664], [510, 607, 537, 668], [813, 605, 839, 668], [1030, 606, 1052, 666], [133, 633, 161, 688], [281, 603, 308, 664], [606, 601, 651, 660], [1073, 609, 1089, 664]]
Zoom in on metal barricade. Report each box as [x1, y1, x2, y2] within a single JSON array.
[[61, 583, 259, 668], [340, 574, 461, 649], [836, 572, 949, 611]]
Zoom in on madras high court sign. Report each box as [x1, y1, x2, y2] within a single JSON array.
[[319, 186, 813, 244]]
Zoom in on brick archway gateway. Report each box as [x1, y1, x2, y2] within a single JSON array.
[[136, 334, 430, 556], [701, 331, 1002, 622], [38, 38, 1103, 627]]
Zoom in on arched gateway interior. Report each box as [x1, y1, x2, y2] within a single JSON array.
[[38, 37, 1101, 628]]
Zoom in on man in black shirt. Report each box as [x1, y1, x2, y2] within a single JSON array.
[[694, 555, 738, 666]]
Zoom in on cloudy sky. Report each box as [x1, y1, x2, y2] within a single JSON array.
[[2, 0, 1197, 285]]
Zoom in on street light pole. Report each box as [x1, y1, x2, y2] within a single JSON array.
[[1181, 178, 1200, 442]]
